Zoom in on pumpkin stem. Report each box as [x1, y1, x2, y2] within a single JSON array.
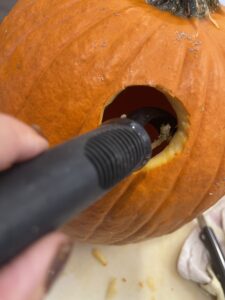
[[146, 0, 220, 18]]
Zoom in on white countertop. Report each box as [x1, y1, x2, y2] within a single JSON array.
[[46, 222, 211, 300]]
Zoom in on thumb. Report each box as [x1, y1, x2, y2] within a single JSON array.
[[0, 113, 48, 171], [0, 233, 73, 300]]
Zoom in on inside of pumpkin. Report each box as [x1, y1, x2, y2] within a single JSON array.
[[102, 86, 189, 170]]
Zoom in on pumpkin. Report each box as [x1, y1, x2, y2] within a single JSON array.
[[0, 0, 225, 245]]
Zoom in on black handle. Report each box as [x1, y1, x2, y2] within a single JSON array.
[[0, 118, 151, 267], [200, 226, 225, 294]]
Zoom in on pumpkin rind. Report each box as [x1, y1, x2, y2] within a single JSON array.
[[0, 0, 225, 244]]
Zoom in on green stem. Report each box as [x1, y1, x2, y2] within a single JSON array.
[[146, 0, 220, 17]]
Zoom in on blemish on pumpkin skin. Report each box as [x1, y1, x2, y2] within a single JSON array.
[[113, 12, 121, 16], [100, 41, 107, 48], [176, 31, 200, 43], [193, 40, 201, 46], [188, 47, 199, 53], [99, 7, 107, 12], [200, 105, 205, 112], [214, 178, 225, 186], [176, 31, 202, 54], [176, 31, 196, 41], [96, 74, 106, 82]]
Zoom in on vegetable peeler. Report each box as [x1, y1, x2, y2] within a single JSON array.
[[0, 107, 176, 267], [198, 215, 225, 294]]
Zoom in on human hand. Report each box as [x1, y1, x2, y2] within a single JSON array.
[[0, 114, 72, 300]]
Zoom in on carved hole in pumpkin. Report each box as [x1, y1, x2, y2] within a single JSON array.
[[102, 86, 178, 158]]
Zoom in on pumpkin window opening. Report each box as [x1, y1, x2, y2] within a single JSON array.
[[102, 86, 178, 158]]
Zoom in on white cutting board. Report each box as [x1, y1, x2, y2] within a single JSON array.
[[46, 221, 211, 300]]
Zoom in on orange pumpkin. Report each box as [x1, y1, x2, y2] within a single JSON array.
[[0, 0, 225, 244]]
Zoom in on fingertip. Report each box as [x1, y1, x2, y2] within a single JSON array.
[[0, 113, 49, 170], [14, 116, 49, 158], [20, 128, 49, 159]]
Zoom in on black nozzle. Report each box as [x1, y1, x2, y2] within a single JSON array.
[[127, 107, 177, 134], [85, 118, 151, 189], [0, 116, 151, 267]]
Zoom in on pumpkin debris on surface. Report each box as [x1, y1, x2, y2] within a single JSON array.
[[147, 276, 156, 292], [0, 0, 225, 244], [105, 278, 117, 300], [91, 248, 108, 266]]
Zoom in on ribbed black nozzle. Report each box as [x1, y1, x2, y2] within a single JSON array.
[[128, 107, 177, 134], [85, 121, 151, 189]]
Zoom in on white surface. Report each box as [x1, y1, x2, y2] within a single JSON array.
[[46, 222, 212, 300], [178, 196, 225, 285], [177, 197, 225, 300]]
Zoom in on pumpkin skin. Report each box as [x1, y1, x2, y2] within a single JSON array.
[[0, 0, 225, 244]]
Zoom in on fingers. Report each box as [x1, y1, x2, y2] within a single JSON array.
[[0, 113, 48, 171], [0, 114, 72, 300], [0, 233, 73, 300]]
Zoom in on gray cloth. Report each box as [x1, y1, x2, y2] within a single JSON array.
[[0, 0, 17, 21]]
